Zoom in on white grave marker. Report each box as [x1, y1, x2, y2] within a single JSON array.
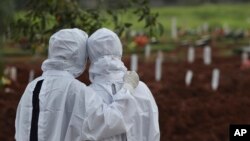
[[203, 22, 209, 33], [29, 69, 35, 82], [185, 70, 193, 86], [187, 46, 195, 63], [203, 45, 212, 65], [130, 54, 138, 72], [155, 56, 163, 82], [241, 51, 248, 64], [10, 66, 17, 81], [144, 44, 151, 59], [171, 17, 178, 40], [212, 68, 220, 91], [223, 23, 230, 35]]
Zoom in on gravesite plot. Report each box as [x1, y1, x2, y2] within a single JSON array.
[[1, 1, 250, 141]]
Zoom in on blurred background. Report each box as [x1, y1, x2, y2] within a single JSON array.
[[1, 0, 250, 140]]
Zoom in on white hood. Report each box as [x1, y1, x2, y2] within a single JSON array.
[[42, 28, 88, 78], [87, 28, 127, 82]]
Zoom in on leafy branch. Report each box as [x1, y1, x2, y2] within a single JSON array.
[[12, 0, 163, 45]]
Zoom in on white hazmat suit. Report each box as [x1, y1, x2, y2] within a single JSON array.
[[15, 28, 139, 141], [87, 28, 160, 141]]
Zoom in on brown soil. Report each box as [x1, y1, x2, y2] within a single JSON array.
[[1, 48, 250, 141]]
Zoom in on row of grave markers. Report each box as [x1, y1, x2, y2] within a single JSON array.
[[130, 50, 163, 82], [187, 45, 220, 91], [170, 17, 237, 40], [2, 44, 248, 92], [3, 66, 35, 83], [171, 17, 211, 40], [188, 45, 250, 65], [187, 45, 211, 65], [130, 44, 221, 91], [144, 44, 214, 65], [185, 69, 220, 91]]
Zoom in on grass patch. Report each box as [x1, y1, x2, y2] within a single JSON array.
[[101, 4, 250, 35]]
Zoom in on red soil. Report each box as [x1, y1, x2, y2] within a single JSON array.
[[1, 48, 250, 141]]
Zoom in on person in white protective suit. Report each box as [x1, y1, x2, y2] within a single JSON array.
[[15, 28, 140, 141], [87, 28, 160, 141]]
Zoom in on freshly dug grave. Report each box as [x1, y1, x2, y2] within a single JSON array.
[[1, 52, 250, 141]]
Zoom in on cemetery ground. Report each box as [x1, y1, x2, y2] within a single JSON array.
[[1, 41, 250, 141], [2, 3, 250, 141]]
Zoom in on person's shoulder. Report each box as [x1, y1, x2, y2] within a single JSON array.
[[26, 77, 44, 90], [136, 81, 151, 94], [20, 77, 44, 103], [67, 79, 88, 99], [135, 81, 159, 111], [135, 81, 157, 103], [69, 79, 87, 91], [138, 81, 148, 88]]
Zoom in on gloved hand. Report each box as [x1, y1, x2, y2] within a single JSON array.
[[123, 71, 139, 93]]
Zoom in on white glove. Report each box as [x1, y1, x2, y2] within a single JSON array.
[[123, 71, 139, 93]]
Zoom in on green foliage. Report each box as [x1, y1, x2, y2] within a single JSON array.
[[152, 4, 250, 33], [0, 0, 14, 31], [105, 0, 164, 36], [0, 0, 14, 40], [13, 0, 103, 43], [12, 0, 163, 45]]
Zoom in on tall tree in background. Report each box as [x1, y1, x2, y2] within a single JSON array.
[[12, 0, 163, 45]]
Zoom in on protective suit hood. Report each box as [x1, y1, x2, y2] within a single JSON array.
[[87, 28, 127, 82], [42, 28, 88, 78], [87, 28, 122, 62]]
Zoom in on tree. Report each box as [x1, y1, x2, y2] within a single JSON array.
[[12, 0, 163, 45], [0, 0, 14, 41]]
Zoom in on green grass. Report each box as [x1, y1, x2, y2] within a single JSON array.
[[156, 4, 250, 29], [102, 3, 250, 34]]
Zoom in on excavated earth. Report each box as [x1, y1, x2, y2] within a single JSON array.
[[1, 46, 250, 141]]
